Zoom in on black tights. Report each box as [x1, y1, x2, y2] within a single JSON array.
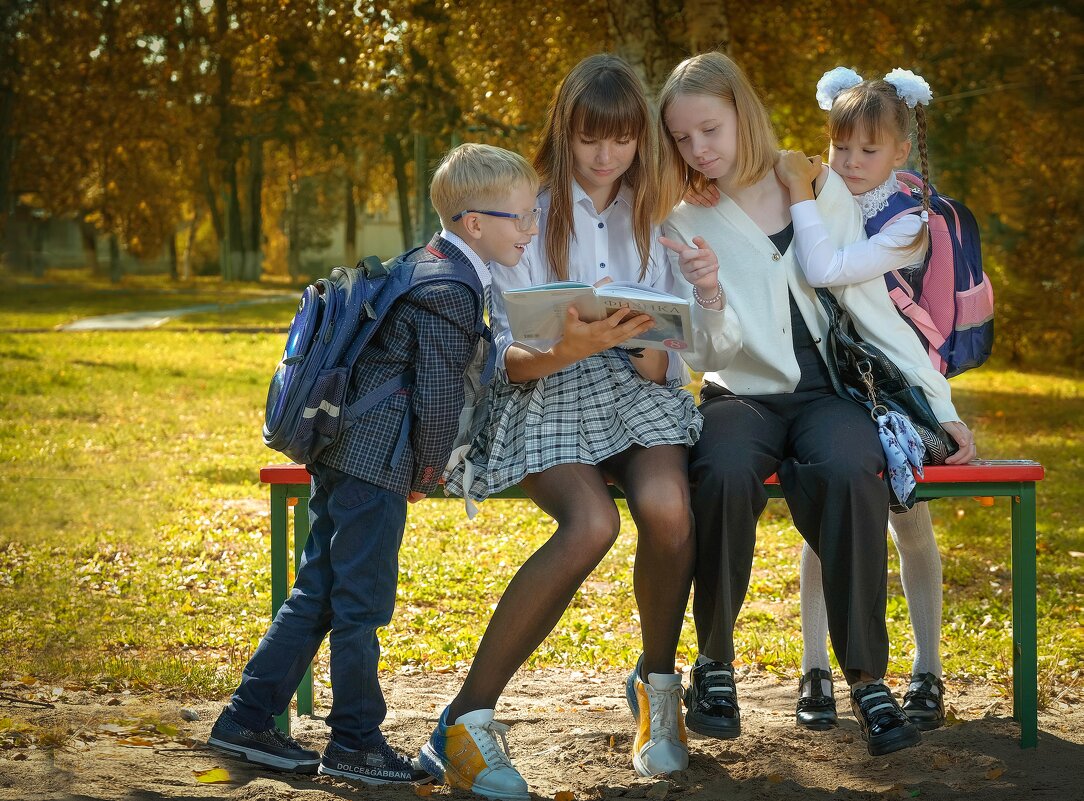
[[447, 445, 694, 721]]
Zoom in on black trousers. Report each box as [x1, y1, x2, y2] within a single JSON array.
[[689, 387, 890, 683]]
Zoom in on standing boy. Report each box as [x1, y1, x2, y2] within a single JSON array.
[[208, 143, 540, 784]]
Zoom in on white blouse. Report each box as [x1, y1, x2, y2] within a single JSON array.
[[490, 181, 685, 382]]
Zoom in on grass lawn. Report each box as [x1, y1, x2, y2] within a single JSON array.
[[0, 277, 1080, 708]]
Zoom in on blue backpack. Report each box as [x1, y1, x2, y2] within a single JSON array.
[[866, 170, 994, 378], [263, 244, 488, 465]]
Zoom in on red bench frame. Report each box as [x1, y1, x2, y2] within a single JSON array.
[[260, 460, 1044, 747]]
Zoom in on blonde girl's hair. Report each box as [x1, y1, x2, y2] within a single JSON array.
[[430, 143, 539, 228], [828, 79, 931, 260], [656, 52, 778, 219], [533, 53, 659, 281]]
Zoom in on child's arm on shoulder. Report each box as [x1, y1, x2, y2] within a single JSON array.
[[408, 281, 480, 497], [792, 203, 924, 286]]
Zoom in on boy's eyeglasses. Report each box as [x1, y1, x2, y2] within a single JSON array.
[[451, 207, 542, 233]]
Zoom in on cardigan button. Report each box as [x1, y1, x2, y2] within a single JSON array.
[[772, 252, 781, 261]]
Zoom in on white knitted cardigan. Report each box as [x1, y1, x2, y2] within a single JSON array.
[[663, 168, 959, 423]]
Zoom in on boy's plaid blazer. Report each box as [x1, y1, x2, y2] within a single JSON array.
[[317, 234, 484, 497]]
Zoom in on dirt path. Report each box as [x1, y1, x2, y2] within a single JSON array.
[[3, 668, 1082, 801]]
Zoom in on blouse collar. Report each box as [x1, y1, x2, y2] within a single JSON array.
[[856, 171, 900, 220]]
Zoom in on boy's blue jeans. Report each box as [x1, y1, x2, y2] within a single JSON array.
[[227, 463, 408, 750]]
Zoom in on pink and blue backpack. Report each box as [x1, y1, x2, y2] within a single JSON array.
[[866, 170, 994, 377]]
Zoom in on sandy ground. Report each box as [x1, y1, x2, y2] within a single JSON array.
[[2, 668, 1082, 801]]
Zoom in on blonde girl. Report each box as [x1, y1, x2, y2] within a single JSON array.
[[656, 51, 974, 758]]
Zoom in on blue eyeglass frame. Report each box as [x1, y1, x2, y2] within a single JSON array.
[[450, 207, 542, 231]]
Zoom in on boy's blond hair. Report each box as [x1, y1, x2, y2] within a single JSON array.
[[656, 52, 779, 219], [430, 143, 539, 228]]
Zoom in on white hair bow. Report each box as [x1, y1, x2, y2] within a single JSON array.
[[884, 68, 933, 108], [816, 67, 863, 111]]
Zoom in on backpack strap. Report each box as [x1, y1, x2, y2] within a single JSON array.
[[343, 368, 416, 421]]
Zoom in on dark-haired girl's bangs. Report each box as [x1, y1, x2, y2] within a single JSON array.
[[572, 77, 644, 140]]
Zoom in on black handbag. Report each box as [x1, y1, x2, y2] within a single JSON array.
[[815, 288, 958, 465]]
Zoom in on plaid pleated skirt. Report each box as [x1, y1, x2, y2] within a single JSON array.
[[445, 349, 703, 503]]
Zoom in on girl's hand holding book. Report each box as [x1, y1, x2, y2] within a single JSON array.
[[552, 305, 655, 364]]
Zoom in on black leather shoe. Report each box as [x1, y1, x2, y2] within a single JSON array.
[[684, 660, 740, 739], [796, 668, 837, 730], [902, 672, 946, 731], [851, 682, 921, 756]]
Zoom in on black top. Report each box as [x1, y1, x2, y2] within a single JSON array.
[[768, 223, 832, 393]]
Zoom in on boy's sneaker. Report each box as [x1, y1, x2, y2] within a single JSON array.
[[318, 739, 430, 784], [684, 659, 740, 738], [625, 661, 689, 777], [418, 707, 529, 801], [851, 681, 922, 756], [206, 707, 320, 773]]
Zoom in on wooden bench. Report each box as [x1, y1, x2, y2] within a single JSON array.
[[260, 460, 1044, 748]]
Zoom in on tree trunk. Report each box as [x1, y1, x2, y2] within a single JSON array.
[[606, 0, 689, 92], [201, 163, 223, 241], [245, 134, 263, 281], [108, 233, 122, 283], [287, 138, 301, 278], [0, 82, 13, 266], [213, 0, 245, 280], [683, 0, 731, 56], [182, 210, 198, 281], [344, 177, 357, 266], [386, 133, 412, 251], [79, 213, 100, 274], [168, 231, 178, 280]]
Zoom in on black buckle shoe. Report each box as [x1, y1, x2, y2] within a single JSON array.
[[796, 668, 837, 730], [684, 660, 740, 739], [902, 672, 946, 731], [850, 682, 921, 756], [207, 707, 321, 773]]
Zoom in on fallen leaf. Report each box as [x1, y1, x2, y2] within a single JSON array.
[[155, 724, 179, 737], [608, 734, 616, 748], [12, 753, 27, 761], [555, 792, 576, 801], [18, 676, 37, 686], [193, 767, 232, 784], [985, 766, 1005, 780], [413, 785, 434, 797], [117, 736, 156, 748]]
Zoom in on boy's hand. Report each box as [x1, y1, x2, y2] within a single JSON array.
[[942, 420, 977, 464], [552, 306, 654, 363], [775, 150, 821, 202], [407, 491, 427, 503], [683, 182, 721, 208], [659, 235, 724, 309]]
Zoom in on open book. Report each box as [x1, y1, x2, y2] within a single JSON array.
[[502, 281, 692, 351]]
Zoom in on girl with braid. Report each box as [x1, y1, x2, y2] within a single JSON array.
[[773, 68, 976, 733]]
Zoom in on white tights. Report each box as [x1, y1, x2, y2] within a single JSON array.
[[799, 502, 942, 694]]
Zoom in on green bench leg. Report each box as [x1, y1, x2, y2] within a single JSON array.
[[270, 484, 292, 734], [1011, 483, 1038, 748], [294, 497, 314, 718]]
